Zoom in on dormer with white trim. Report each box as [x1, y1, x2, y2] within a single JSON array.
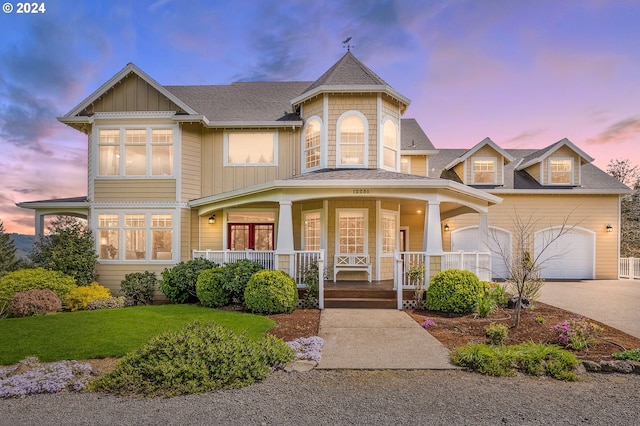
[[443, 137, 515, 186]]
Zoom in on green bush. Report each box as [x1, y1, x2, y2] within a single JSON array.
[[222, 259, 263, 304], [92, 321, 294, 397], [424, 269, 484, 314], [477, 294, 496, 318], [121, 271, 157, 305], [488, 284, 510, 306], [613, 348, 640, 361], [450, 342, 579, 380], [8, 289, 62, 317], [64, 282, 112, 311], [159, 258, 218, 303], [244, 270, 298, 314], [0, 268, 76, 306], [485, 323, 509, 345], [196, 267, 230, 308]]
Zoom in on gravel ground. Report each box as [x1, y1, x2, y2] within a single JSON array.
[[2, 370, 640, 425]]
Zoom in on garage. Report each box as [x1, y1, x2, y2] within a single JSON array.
[[534, 227, 595, 279], [451, 226, 511, 280]]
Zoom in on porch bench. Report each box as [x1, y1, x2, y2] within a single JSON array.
[[333, 254, 372, 282]]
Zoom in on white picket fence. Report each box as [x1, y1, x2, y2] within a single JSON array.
[[620, 257, 640, 280]]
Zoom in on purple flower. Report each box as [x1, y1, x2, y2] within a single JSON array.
[[421, 319, 436, 328], [0, 358, 92, 398], [287, 336, 324, 363]]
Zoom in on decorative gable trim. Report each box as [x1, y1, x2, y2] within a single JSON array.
[[58, 63, 198, 121], [444, 137, 515, 170], [515, 138, 595, 171]]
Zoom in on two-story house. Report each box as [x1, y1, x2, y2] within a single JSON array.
[[18, 52, 631, 308]]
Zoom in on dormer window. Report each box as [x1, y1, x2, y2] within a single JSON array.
[[337, 112, 367, 167], [549, 158, 573, 184], [472, 158, 497, 184]]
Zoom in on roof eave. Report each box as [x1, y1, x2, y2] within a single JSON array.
[[291, 84, 411, 108], [486, 188, 633, 195]]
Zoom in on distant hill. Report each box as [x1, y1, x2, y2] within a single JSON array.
[[9, 234, 35, 259]]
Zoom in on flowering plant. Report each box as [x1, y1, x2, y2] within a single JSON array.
[[421, 319, 436, 329], [287, 336, 324, 363], [0, 357, 92, 398], [552, 318, 603, 350]]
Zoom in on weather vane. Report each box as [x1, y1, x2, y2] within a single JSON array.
[[342, 37, 354, 51]]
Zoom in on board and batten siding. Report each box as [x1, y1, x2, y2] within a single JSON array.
[[443, 194, 620, 279], [94, 179, 176, 201], [180, 123, 202, 202], [81, 73, 183, 114]]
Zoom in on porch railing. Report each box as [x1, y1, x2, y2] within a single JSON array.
[[620, 257, 640, 280], [193, 250, 276, 270], [443, 252, 492, 282]]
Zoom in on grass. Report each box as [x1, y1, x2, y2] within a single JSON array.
[[0, 305, 275, 365]]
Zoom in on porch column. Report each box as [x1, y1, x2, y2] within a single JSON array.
[[276, 201, 294, 252], [423, 201, 443, 254], [478, 212, 490, 252], [35, 212, 46, 237]]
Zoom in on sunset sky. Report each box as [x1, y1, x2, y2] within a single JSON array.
[[1, 0, 639, 234]]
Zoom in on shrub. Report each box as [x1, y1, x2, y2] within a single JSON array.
[[488, 284, 509, 306], [196, 267, 229, 308], [451, 342, 578, 380], [424, 269, 484, 314], [244, 270, 298, 314], [86, 296, 129, 310], [8, 289, 62, 317], [485, 323, 509, 345], [613, 348, 640, 361], [302, 261, 322, 307], [222, 259, 263, 304], [0, 268, 76, 307], [552, 318, 603, 350], [477, 294, 496, 318], [63, 283, 111, 311], [91, 321, 294, 397], [120, 271, 156, 305], [159, 258, 218, 304]]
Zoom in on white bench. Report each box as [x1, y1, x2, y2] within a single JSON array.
[[333, 254, 372, 282]]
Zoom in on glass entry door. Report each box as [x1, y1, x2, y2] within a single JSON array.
[[228, 223, 274, 250]]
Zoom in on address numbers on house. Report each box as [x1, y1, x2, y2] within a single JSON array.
[[353, 189, 370, 194]]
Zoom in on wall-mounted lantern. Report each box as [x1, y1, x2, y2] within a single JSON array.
[[606, 224, 613, 233], [208, 214, 216, 225]]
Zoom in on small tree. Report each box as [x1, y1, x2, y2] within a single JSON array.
[[0, 220, 20, 278], [29, 216, 98, 286], [607, 158, 640, 257], [491, 211, 576, 327]]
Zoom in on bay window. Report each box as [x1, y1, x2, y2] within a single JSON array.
[[382, 119, 398, 170], [97, 212, 173, 261], [337, 113, 367, 167], [303, 119, 322, 170]]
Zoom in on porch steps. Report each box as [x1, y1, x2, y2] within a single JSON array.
[[324, 289, 396, 309]]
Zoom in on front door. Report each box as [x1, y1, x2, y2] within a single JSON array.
[[228, 223, 274, 250]]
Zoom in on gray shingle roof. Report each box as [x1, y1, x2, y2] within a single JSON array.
[[401, 118, 437, 151], [165, 82, 310, 122], [303, 51, 388, 93], [285, 168, 437, 182]]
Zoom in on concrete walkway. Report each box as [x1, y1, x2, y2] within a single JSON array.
[[317, 309, 455, 369], [539, 280, 640, 338]]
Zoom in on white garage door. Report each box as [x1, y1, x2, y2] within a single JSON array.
[[534, 227, 595, 279], [451, 226, 511, 280]]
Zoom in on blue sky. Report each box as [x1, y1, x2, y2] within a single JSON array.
[[1, 0, 639, 233]]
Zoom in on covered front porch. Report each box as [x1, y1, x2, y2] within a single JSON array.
[[192, 249, 491, 309]]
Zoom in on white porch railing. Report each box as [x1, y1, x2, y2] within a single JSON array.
[[193, 250, 276, 270], [620, 257, 640, 280], [443, 252, 492, 282]]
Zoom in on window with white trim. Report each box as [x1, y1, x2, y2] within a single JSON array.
[[382, 119, 398, 170], [225, 132, 277, 165], [304, 119, 322, 170], [549, 158, 573, 184], [303, 211, 321, 251], [381, 211, 397, 254], [97, 212, 173, 261], [338, 113, 366, 167], [337, 210, 367, 254], [97, 127, 175, 177], [472, 158, 497, 184]]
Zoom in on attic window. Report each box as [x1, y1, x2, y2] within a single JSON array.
[[472, 158, 497, 184], [549, 159, 573, 184]]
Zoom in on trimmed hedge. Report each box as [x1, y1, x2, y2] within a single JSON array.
[[424, 269, 484, 314], [244, 270, 298, 314], [196, 268, 229, 308], [222, 259, 263, 304], [64, 282, 112, 311]]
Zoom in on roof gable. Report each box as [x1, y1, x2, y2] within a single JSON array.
[[515, 138, 595, 170], [59, 63, 198, 121], [400, 118, 437, 152], [444, 137, 515, 170]]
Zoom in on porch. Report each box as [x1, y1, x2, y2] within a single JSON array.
[[192, 249, 492, 309]]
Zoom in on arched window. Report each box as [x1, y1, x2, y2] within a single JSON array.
[[382, 118, 398, 170], [303, 118, 322, 171], [337, 112, 367, 167]]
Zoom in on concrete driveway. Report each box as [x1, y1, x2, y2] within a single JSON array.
[[538, 280, 640, 338]]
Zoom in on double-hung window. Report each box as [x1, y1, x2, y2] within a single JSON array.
[[381, 211, 397, 254], [472, 158, 497, 184], [303, 211, 321, 251], [382, 119, 398, 170], [97, 126, 175, 177], [303, 119, 322, 171], [549, 158, 573, 184]]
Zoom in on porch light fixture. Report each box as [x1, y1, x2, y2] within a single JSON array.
[[606, 224, 613, 233], [208, 214, 216, 225], [444, 224, 450, 232]]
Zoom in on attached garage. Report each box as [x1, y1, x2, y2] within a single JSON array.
[[534, 227, 595, 279], [451, 226, 511, 280]]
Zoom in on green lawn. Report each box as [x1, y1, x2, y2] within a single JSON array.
[[0, 305, 275, 365]]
